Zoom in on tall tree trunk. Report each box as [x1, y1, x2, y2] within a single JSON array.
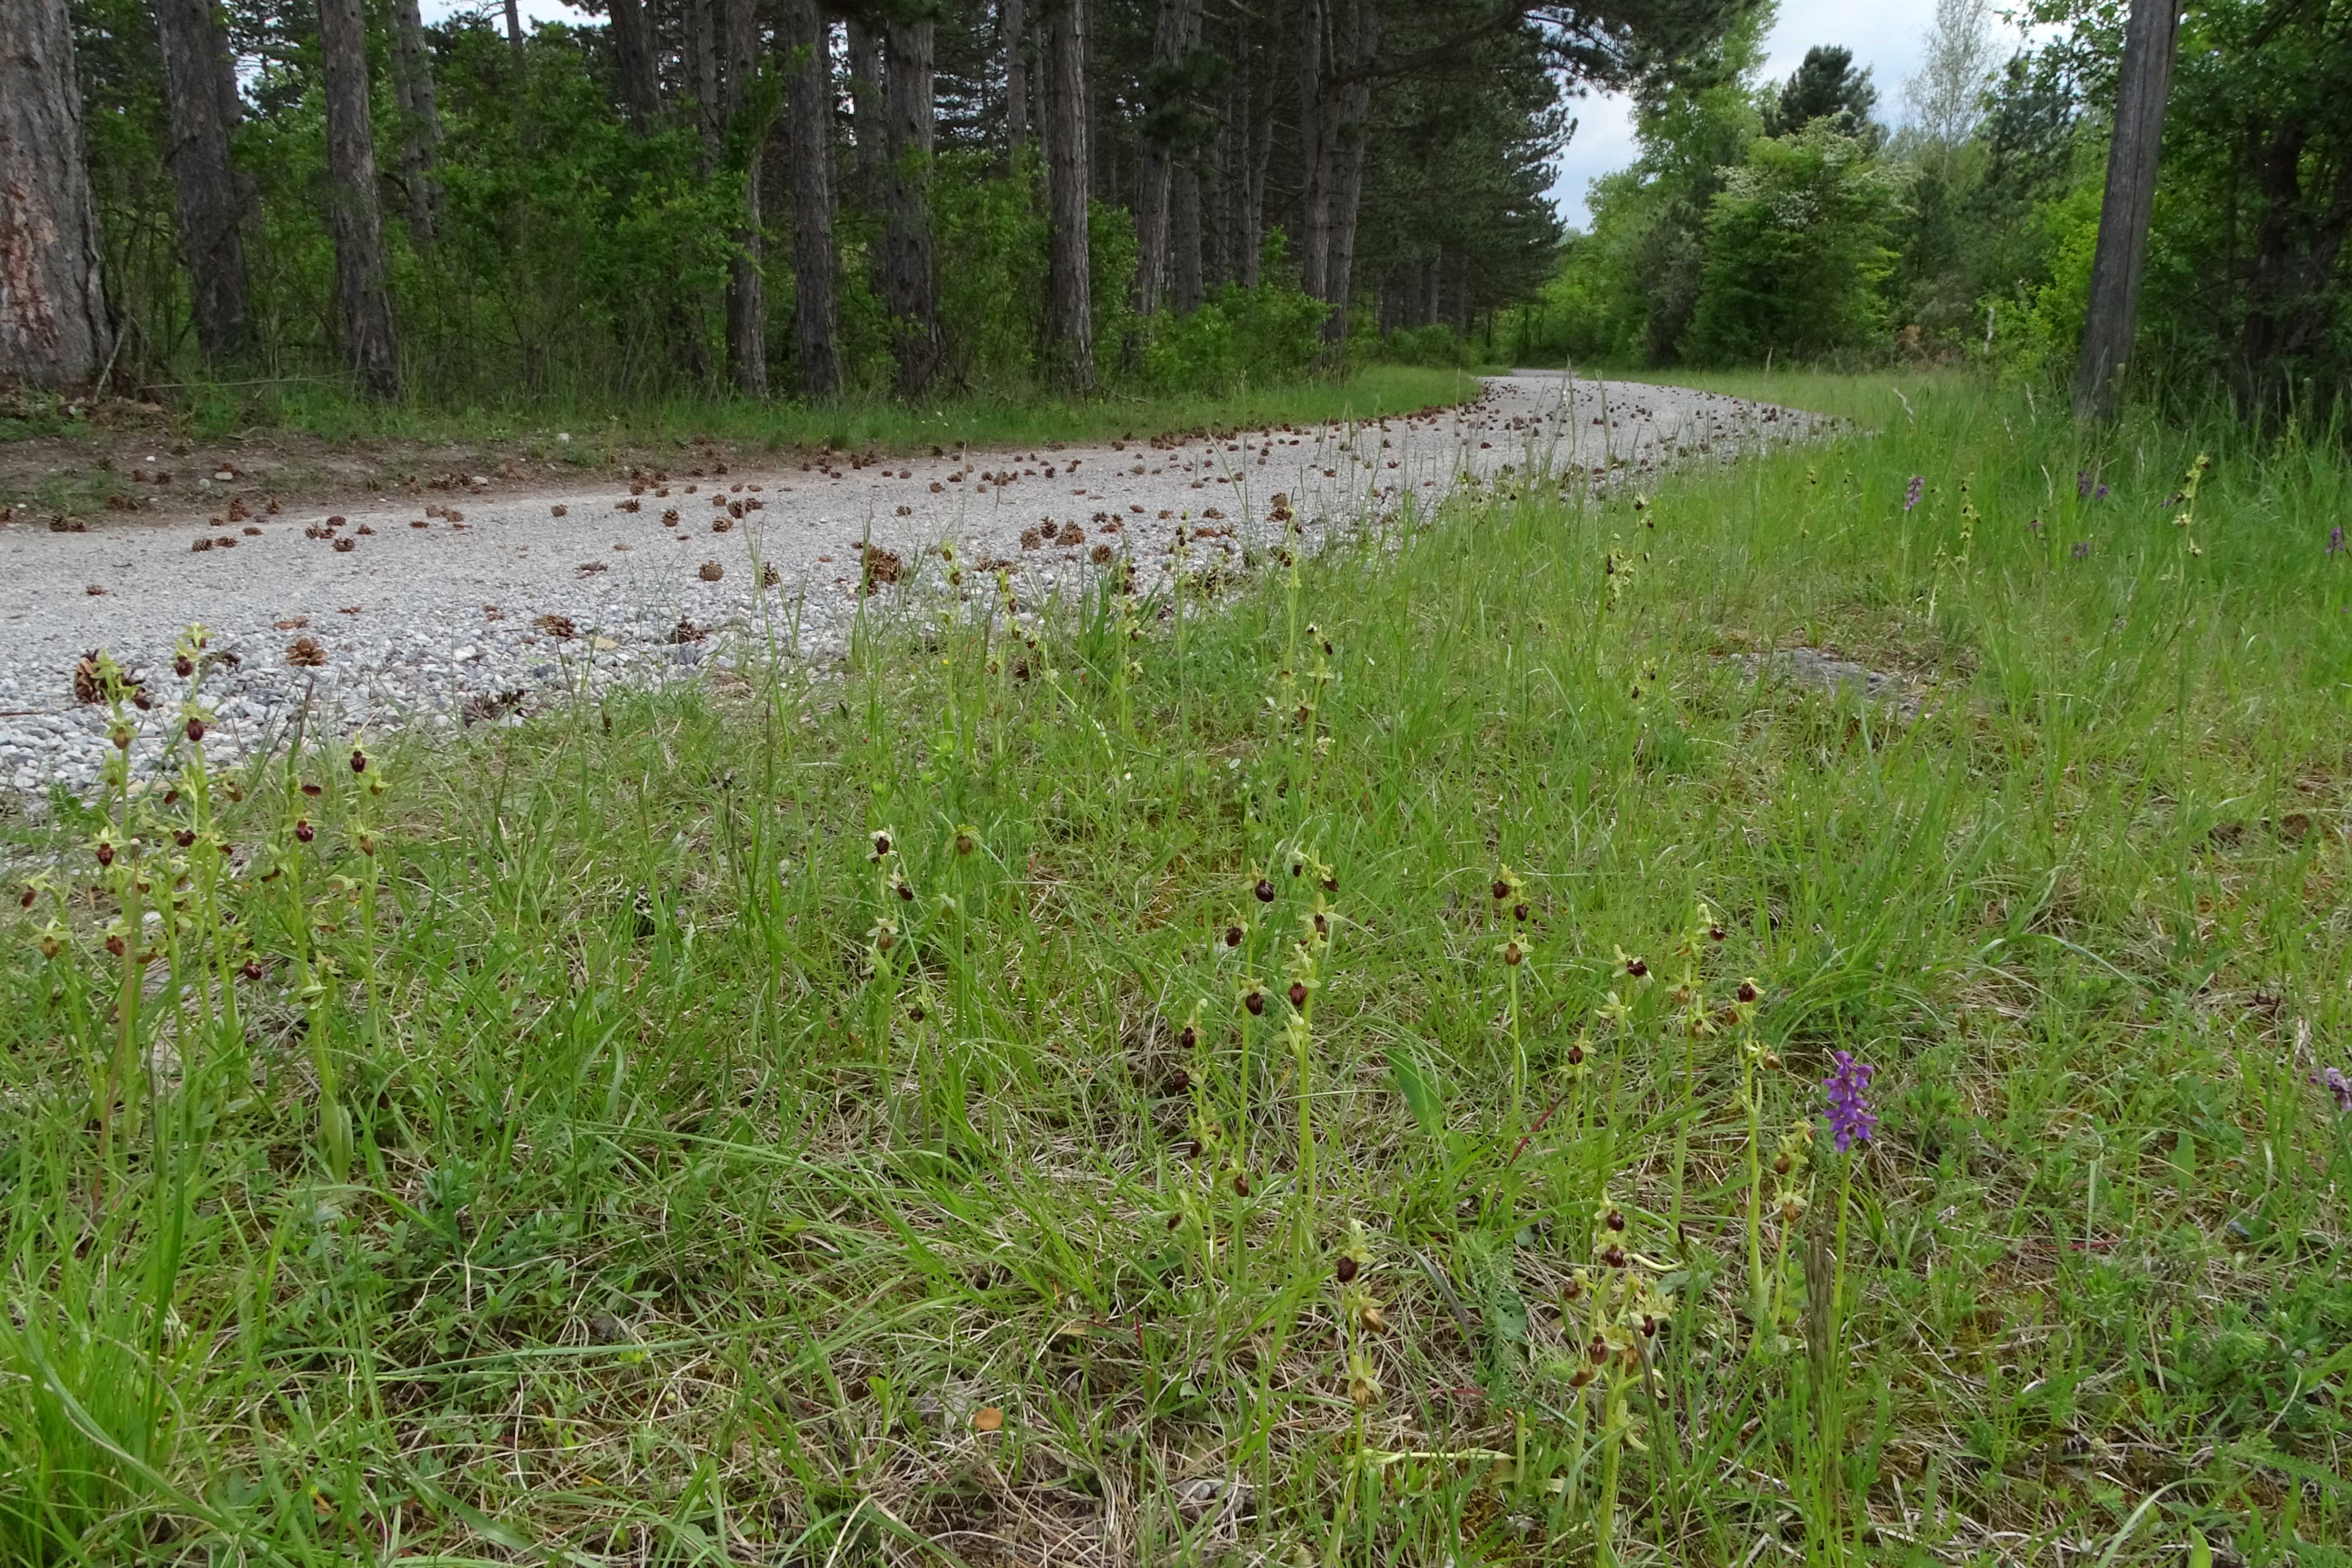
[[1297, 0, 1330, 301], [1133, 0, 1199, 318], [1209, 46, 1237, 289], [0, 0, 110, 389], [1320, 0, 1379, 349], [847, 20, 885, 206], [1003, 0, 1029, 149], [781, 0, 838, 397], [611, 0, 663, 131], [153, 0, 251, 363], [318, 0, 400, 399], [722, 0, 766, 397], [882, 10, 940, 397], [2073, 0, 2178, 422], [388, 0, 443, 248], [1043, 0, 1093, 390], [1171, 158, 1202, 312], [1241, 27, 1271, 290], [688, 0, 720, 149], [502, 0, 525, 66]]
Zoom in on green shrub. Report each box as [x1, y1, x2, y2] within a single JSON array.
[[1687, 122, 1904, 365]]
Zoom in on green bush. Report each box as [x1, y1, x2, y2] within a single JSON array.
[[1377, 323, 1472, 367], [1687, 122, 1903, 365]]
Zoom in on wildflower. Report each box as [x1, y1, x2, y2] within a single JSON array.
[[1254, 877, 1275, 903], [2330, 525, 2346, 556], [2072, 539, 2092, 560], [1903, 476, 1923, 512], [2318, 1064, 2352, 1114], [1822, 1050, 1879, 1152]]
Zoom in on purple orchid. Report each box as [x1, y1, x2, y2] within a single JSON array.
[[1904, 476, 1924, 513], [2072, 539, 2092, 560], [1823, 1051, 1879, 1152], [2329, 524, 2345, 556]]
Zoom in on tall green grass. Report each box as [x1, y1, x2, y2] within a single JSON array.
[[166, 364, 1483, 453], [4, 373, 2347, 1563]]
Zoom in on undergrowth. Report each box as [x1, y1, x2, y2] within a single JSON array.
[[4, 373, 2349, 1564]]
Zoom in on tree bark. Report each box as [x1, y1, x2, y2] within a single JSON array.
[[1239, 26, 1267, 289], [0, 0, 110, 389], [1320, 0, 1379, 348], [388, 0, 443, 248], [1297, 0, 1331, 302], [781, 0, 838, 398], [847, 20, 885, 206], [882, 9, 940, 397], [2072, 0, 2178, 422], [1133, 0, 1200, 318], [2234, 130, 2352, 411], [611, 0, 663, 132], [1004, 0, 1029, 149], [1043, 0, 1093, 390], [722, 0, 766, 397], [688, 0, 720, 150], [502, 0, 525, 66], [153, 0, 251, 363], [318, 0, 400, 399], [1171, 157, 1202, 312]]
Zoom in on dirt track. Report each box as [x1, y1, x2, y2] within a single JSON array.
[[0, 373, 1818, 794]]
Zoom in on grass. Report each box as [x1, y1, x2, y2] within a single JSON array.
[[2, 365, 1479, 457], [1, 364, 1479, 523], [5, 370, 2351, 1564]]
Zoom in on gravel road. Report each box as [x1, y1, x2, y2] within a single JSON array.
[[0, 373, 1816, 795]]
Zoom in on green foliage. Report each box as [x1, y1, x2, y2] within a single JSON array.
[[1374, 323, 1473, 368], [1761, 44, 1884, 144], [1687, 123, 1904, 364], [932, 148, 1049, 390], [8, 372, 2352, 1557]]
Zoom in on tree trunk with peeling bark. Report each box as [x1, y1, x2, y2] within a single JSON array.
[[781, 0, 838, 397], [318, 0, 400, 399], [0, 0, 110, 389], [882, 10, 940, 397], [1043, 0, 1092, 389]]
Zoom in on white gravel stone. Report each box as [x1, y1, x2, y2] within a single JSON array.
[[0, 373, 1818, 797]]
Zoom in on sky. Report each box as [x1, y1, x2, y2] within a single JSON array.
[[427, 0, 2011, 234], [1549, 0, 2025, 228]]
